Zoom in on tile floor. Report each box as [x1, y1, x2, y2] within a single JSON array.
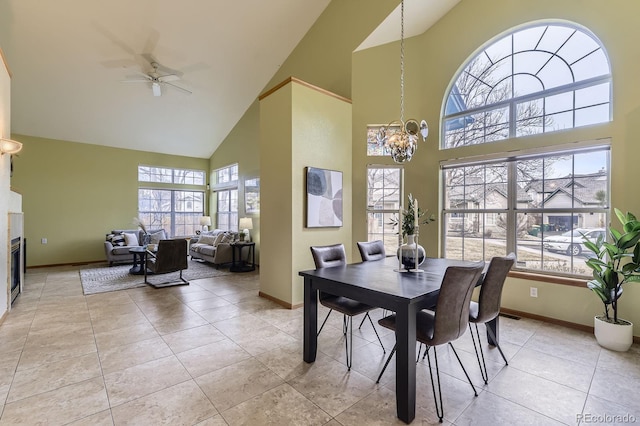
[[0, 264, 639, 425]]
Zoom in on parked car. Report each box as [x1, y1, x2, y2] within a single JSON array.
[[543, 228, 606, 256]]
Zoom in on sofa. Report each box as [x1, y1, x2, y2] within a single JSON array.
[[104, 228, 167, 266], [189, 229, 236, 267]]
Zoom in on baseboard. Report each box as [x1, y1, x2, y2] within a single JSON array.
[[258, 291, 303, 310], [500, 307, 640, 343], [0, 309, 7, 326], [27, 260, 106, 269]]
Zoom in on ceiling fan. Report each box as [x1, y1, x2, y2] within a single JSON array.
[[121, 62, 192, 97]]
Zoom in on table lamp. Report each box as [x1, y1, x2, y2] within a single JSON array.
[[199, 216, 211, 232], [239, 217, 253, 242]]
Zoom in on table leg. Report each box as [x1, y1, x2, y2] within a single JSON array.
[[303, 277, 318, 363], [395, 304, 418, 424], [486, 316, 499, 346]]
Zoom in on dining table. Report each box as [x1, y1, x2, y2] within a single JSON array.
[[299, 256, 496, 424]]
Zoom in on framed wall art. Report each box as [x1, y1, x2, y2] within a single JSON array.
[[306, 167, 343, 228], [244, 177, 260, 214]]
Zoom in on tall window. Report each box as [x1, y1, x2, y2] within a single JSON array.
[[441, 21, 612, 278], [443, 146, 610, 276], [137, 165, 206, 236], [213, 164, 239, 231], [442, 23, 611, 149], [138, 189, 204, 237], [366, 166, 403, 254]]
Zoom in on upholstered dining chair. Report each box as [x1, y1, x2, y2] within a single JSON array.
[[375, 262, 485, 423], [467, 253, 516, 383], [357, 240, 386, 261], [310, 243, 385, 370], [144, 239, 189, 288]]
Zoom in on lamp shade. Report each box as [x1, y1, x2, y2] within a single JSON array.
[[0, 138, 23, 155], [199, 216, 212, 227], [239, 217, 253, 230]]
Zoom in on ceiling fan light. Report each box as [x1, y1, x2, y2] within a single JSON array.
[[152, 82, 162, 97]]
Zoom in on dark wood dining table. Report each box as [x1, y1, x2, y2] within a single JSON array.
[[299, 256, 496, 424]]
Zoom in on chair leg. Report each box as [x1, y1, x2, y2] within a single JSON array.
[[358, 313, 368, 329], [425, 346, 444, 423], [317, 309, 333, 337], [366, 313, 386, 353], [376, 344, 396, 383], [486, 325, 509, 365], [345, 316, 353, 371], [470, 324, 489, 384], [448, 342, 478, 397], [343, 315, 348, 335]]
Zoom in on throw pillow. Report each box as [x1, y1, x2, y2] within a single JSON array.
[[149, 230, 167, 245], [198, 235, 218, 246], [123, 232, 139, 246], [108, 233, 125, 247], [212, 232, 226, 247], [219, 233, 233, 245]]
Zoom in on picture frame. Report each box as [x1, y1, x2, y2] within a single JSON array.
[[306, 167, 343, 228], [244, 177, 260, 214]]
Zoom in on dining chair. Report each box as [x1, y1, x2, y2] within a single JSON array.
[[467, 253, 516, 384], [375, 262, 485, 423], [357, 240, 386, 261], [310, 243, 385, 370], [144, 239, 189, 288]]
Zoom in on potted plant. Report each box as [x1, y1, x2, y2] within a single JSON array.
[[583, 208, 640, 351], [390, 194, 436, 269]]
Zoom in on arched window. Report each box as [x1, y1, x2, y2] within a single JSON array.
[[442, 23, 611, 149]]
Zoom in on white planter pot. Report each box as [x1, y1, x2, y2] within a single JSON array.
[[594, 316, 634, 352]]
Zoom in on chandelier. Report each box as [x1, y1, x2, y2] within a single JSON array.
[[378, 0, 428, 163]]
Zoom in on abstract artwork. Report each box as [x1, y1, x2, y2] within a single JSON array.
[[306, 167, 343, 227]]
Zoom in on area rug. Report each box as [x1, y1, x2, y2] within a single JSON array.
[[80, 261, 233, 295]]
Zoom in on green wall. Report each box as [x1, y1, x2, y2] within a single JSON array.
[[11, 134, 208, 266], [259, 79, 352, 306], [352, 0, 640, 335]]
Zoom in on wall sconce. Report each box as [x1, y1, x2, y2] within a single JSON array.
[[239, 217, 253, 242], [0, 138, 23, 155], [199, 216, 211, 232]]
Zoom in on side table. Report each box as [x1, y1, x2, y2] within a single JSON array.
[[129, 246, 148, 275], [230, 242, 256, 272]]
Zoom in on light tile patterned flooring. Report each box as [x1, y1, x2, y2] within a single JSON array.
[[0, 264, 639, 425]]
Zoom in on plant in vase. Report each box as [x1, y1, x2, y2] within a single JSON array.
[[132, 217, 150, 246], [582, 208, 640, 351], [390, 193, 436, 270]]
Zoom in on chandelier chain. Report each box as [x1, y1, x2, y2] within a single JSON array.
[[400, 0, 405, 123]]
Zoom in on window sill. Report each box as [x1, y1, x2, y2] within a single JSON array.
[[508, 270, 588, 288]]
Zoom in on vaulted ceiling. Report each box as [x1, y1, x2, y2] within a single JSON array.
[[0, 0, 457, 159]]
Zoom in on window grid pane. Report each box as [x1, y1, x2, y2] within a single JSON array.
[[443, 147, 609, 278], [442, 23, 611, 149]]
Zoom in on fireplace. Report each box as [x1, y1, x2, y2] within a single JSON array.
[[10, 237, 21, 304]]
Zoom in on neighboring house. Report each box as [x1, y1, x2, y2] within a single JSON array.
[[446, 170, 607, 234]]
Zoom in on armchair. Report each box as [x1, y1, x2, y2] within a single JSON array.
[[144, 239, 189, 288]]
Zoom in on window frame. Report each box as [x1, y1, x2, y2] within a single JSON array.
[[366, 165, 404, 255], [441, 142, 611, 278], [212, 164, 239, 231], [137, 188, 205, 237], [441, 22, 612, 149]]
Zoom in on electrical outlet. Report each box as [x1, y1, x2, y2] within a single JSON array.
[[41, 238, 47, 244], [530, 287, 538, 298]]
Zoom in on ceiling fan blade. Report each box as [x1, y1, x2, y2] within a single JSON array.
[[158, 74, 180, 83], [121, 78, 151, 83], [152, 82, 162, 97], [163, 81, 192, 95]]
